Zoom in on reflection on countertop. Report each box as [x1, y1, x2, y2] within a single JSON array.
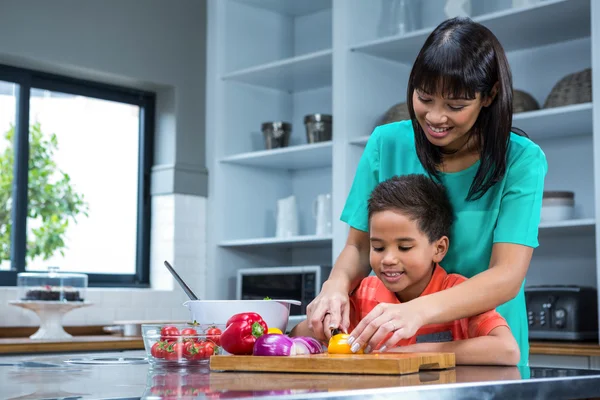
[[1, 350, 600, 400]]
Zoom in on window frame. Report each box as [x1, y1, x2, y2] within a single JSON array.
[[0, 63, 154, 288]]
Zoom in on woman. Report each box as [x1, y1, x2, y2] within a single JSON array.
[[306, 17, 547, 366]]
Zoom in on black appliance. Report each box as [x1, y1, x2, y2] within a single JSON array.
[[525, 285, 598, 341]]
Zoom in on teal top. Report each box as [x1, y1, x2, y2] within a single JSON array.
[[341, 120, 548, 366]]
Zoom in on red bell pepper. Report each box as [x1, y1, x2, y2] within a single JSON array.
[[220, 312, 268, 355]]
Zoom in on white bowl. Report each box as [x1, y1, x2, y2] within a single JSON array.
[[183, 300, 301, 332]]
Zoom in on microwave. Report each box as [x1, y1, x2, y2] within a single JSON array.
[[236, 265, 332, 316]]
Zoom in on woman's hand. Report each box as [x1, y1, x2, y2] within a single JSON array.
[[306, 280, 351, 341], [347, 301, 426, 353], [306, 227, 371, 341]]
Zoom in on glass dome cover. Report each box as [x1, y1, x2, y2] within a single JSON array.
[[17, 266, 88, 302]]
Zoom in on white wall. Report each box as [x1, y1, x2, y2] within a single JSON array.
[[0, 0, 209, 326]]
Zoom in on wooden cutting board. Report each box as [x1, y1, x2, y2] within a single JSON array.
[[210, 352, 455, 375]]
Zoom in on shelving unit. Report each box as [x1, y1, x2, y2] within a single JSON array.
[[222, 49, 333, 92], [206, 0, 600, 346], [539, 218, 596, 236], [220, 141, 332, 169], [349, 0, 590, 65], [219, 235, 333, 249]]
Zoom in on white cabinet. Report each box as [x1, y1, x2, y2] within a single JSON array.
[[205, 0, 600, 342]]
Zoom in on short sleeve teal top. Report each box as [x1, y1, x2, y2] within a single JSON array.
[[341, 120, 548, 366]]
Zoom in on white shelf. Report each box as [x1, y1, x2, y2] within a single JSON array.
[[349, 135, 371, 146], [219, 235, 333, 249], [348, 102, 593, 147], [514, 103, 592, 140], [220, 141, 332, 169], [222, 49, 332, 92], [351, 0, 590, 65], [539, 218, 595, 236], [232, 0, 331, 17]]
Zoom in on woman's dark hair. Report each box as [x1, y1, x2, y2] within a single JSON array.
[[407, 17, 516, 201], [368, 174, 454, 243]]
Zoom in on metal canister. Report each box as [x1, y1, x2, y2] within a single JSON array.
[[304, 114, 332, 144], [261, 121, 292, 149]]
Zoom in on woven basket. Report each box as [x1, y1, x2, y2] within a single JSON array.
[[543, 68, 592, 108], [377, 102, 411, 126], [513, 89, 540, 113]]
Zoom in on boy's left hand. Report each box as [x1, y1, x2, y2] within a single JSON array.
[[347, 302, 424, 353]]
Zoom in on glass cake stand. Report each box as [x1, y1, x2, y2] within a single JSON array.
[[9, 300, 93, 340]]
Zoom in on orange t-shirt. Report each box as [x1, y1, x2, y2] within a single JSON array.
[[349, 265, 509, 346]]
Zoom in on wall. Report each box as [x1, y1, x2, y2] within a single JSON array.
[[0, 0, 209, 326]]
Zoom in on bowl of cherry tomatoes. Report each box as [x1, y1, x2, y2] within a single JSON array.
[[142, 322, 226, 366]]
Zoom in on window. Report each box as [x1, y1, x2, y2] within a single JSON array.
[[0, 65, 154, 287]]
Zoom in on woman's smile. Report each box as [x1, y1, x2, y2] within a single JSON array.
[[426, 123, 453, 139]]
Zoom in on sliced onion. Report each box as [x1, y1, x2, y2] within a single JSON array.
[[253, 334, 325, 356], [253, 334, 296, 356], [292, 336, 324, 355]]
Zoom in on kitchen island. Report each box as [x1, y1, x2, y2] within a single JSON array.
[[1, 350, 600, 399]]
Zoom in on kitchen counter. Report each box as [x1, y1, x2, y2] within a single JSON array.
[[1, 350, 600, 400], [0, 335, 144, 354], [4, 333, 600, 359]]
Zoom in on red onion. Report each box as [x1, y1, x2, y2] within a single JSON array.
[[291, 336, 324, 355], [253, 334, 295, 356], [253, 334, 324, 356]]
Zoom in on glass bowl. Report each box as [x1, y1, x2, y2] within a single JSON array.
[[142, 323, 226, 367]]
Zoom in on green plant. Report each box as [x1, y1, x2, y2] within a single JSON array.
[[0, 122, 88, 263]]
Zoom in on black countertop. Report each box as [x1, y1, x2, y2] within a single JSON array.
[[2, 350, 600, 399]]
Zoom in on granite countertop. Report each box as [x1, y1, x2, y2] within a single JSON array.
[[2, 350, 600, 399]]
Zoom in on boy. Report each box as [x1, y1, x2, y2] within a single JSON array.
[[291, 174, 520, 365]]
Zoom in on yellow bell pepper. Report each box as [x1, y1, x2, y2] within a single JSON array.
[[267, 327, 283, 334], [328, 333, 363, 354]]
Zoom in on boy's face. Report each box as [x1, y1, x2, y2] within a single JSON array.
[[369, 209, 448, 302]]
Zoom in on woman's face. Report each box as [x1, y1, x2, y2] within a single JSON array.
[[412, 88, 493, 151]]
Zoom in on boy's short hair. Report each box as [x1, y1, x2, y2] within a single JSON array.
[[367, 174, 454, 243]]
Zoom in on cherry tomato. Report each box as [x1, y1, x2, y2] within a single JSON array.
[[160, 325, 180, 342], [151, 341, 166, 359], [184, 341, 206, 360], [180, 328, 198, 342], [164, 342, 185, 361], [206, 327, 222, 346], [183, 341, 197, 359], [202, 341, 215, 357]]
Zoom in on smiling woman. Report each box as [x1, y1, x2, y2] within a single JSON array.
[[305, 17, 547, 367]]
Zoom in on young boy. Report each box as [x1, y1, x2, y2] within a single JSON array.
[[291, 174, 520, 365]]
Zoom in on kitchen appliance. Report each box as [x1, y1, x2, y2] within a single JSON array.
[[525, 285, 598, 341], [237, 265, 332, 317], [304, 114, 332, 143], [313, 193, 332, 236], [262, 121, 291, 149]]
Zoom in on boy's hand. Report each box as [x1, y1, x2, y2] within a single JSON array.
[[346, 302, 425, 353]]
